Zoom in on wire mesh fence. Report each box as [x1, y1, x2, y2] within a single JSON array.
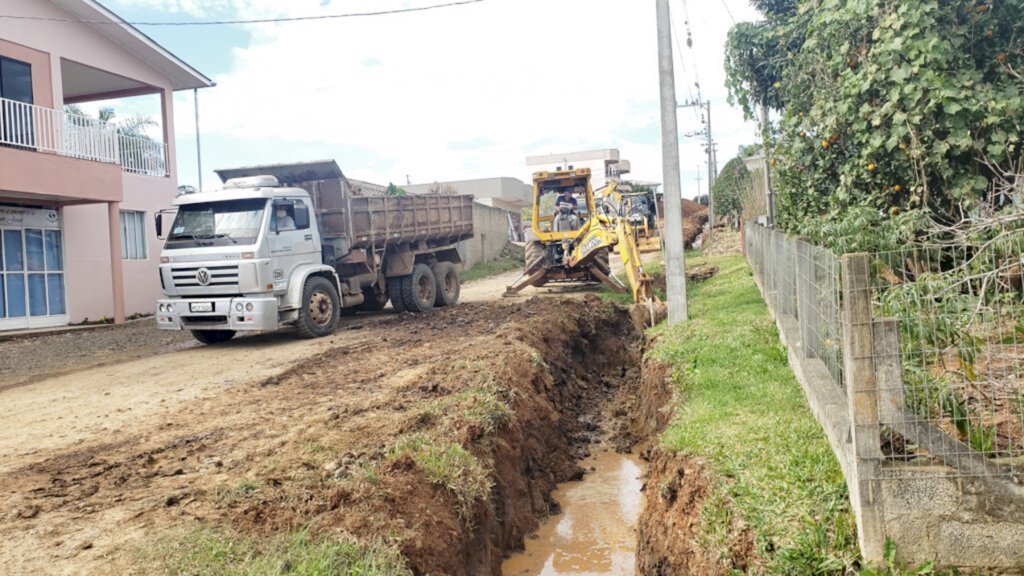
[[744, 221, 1024, 482], [871, 235, 1024, 480], [745, 222, 844, 392]]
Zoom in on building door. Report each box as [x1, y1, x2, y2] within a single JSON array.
[[0, 208, 67, 331]]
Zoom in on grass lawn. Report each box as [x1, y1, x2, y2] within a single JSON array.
[[650, 252, 862, 574]]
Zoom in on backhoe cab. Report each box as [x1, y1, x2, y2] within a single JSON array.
[[506, 169, 659, 322]]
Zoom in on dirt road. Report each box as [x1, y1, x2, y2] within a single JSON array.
[[0, 270, 626, 575]]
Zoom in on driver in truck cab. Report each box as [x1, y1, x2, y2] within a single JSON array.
[[274, 205, 296, 231]]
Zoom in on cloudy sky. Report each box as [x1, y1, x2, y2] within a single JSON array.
[[97, 0, 762, 198]]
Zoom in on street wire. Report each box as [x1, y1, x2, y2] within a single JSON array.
[[0, 0, 485, 26]]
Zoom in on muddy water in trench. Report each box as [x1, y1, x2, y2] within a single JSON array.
[[502, 447, 644, 576]]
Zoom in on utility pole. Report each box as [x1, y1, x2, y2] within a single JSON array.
[[679, 99, 715, 243], [761, 101, 776, 226], [656, 0, 688, 324], [696, 169, 703, 202]]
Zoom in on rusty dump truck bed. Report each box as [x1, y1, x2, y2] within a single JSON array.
[[215, 160, 474, 253]]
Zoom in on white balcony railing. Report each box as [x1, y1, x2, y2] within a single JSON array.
[[0, 96, 168, 177]]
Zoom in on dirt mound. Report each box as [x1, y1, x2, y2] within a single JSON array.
[[637, 450, 757, 575]]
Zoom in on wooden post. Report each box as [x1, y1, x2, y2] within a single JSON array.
[[840, 253, 886, 564]]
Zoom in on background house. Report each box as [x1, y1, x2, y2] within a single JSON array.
[[0, 0, 212, 330], [525, 148, 632, 193]]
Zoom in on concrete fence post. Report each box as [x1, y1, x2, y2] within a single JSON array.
[[795, 238, 816, 359], [840, 253, 887, 564]]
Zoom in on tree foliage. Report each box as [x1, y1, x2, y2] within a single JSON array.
[[725, 0, 1024, 248], [712, 156, 751, 219]]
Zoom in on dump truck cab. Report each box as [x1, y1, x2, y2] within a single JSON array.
[[154, 175, 341, 340]]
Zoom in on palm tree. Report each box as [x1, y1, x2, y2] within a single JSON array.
[[64, 104, 163, 173]]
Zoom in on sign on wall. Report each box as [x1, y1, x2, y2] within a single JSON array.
[[0, 206, 61, 229]]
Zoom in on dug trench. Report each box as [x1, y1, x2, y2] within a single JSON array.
[[0, 295, 684, 575]]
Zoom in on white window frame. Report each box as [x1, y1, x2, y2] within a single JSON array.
[[120, 210, 147, 260]]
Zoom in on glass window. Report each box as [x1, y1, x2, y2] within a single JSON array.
[[44, 229, 62, 271], [0, 274, 5, 318], [46, 273, 65, 315], [6, 273, 25, 318], [28, 273, 46, 316], [25, 228, 44, 271], [0, 231, 3, 272], [0, 57, 33, 104], [3, 230, 23, 271], [119, 210, 146, 260], [166, 199, 266, 248]]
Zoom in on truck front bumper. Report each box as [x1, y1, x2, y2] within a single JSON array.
[[155, 296, 279, 332]]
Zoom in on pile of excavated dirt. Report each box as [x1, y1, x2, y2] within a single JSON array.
[[0, 296, 652, 576]]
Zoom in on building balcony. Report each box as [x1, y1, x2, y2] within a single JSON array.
[[0, 96, 168, 178]]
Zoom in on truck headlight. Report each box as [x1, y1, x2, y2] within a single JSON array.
[[235, 303, 244, 312], [159, 304, 165, 312], [245, 303, 254, 312], [167, 303, 174, 313]]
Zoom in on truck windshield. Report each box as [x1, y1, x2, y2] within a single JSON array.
[[166, 199, 267, 248]]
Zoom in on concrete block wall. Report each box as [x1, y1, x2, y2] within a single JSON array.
[[460, 201, 513, 270]]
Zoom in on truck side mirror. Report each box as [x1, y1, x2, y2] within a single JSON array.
[[294, 203, 310, 230], [155, 213, 163, 239]]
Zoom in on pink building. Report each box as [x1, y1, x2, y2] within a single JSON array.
[[0, 0, 212, 331]]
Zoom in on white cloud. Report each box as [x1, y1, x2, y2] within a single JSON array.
[[123, 0, 762, 196]]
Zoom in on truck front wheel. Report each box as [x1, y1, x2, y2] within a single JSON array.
[[401, 264, 436, 313], [297, 276, 340, 338], [191, 330, 235, 345]]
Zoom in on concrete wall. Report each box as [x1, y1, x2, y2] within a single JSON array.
[[460, 201, 511, 270], [405, 177, 531, 209]]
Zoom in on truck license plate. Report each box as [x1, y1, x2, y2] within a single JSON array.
[[189, 302, 214, 313]]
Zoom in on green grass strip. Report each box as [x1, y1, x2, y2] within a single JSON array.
[[651, 253, 861, 574]]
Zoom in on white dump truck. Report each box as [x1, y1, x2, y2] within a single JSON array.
[[154, 160, 474, 344]]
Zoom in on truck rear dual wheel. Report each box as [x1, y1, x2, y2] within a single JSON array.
[[402, 263, 437, 313], [387, 276, 408, 313], [191, 329, 235, 345], [296, 276, 340, 338], [432, 262, 460, 307]]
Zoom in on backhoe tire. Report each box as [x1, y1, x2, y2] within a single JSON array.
[[296, 276, 340, 339], [432, 262, 461, 307], [387, 276, 408, 313], [525, 241, 545, 270], [191, 330, 235, 345], [401, 264, 436, 313]]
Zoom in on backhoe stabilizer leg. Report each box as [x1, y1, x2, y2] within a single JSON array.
[[504, 265, 550, 296], [588, 264, 629, 294]]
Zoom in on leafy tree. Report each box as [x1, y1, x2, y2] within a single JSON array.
[[385, 183, 408, 196], [712, 157, 751, 220], [725, 0, 1024, 247]]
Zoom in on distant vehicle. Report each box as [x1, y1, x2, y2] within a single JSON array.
[[154, 160, 473, 344]]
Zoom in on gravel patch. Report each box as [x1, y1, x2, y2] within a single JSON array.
[[0, 320, 196, 388]]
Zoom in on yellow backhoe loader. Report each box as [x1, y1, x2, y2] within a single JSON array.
[[505, 168, 659, 323]]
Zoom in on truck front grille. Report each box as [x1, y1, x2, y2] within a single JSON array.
[[171, 265, 240, 288]]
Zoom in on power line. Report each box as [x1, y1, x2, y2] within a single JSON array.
[[718, 0, 736, 24], [0, 0, 485, 26]]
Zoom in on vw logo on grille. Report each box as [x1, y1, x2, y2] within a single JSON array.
[[196, 268, 211, 286]]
